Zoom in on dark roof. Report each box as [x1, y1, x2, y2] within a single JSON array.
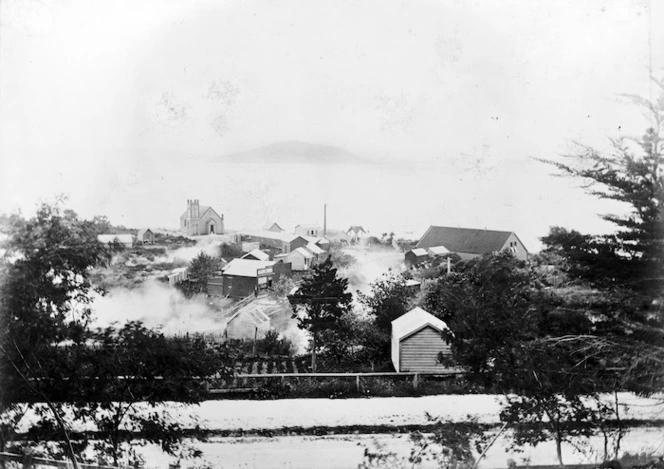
[[347, 226, 366, 234], [416, 226, 520, 254]]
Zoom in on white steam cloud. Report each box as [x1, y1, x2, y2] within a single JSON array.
[[91, 280, 231, 336]]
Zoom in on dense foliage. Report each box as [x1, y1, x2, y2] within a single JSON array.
[[0, 204, 230, 466], [289, 257, 352, 371]]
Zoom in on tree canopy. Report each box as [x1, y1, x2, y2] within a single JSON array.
[[289, 257, 352, 371]]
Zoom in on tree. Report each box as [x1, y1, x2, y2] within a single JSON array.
[[423, 251, 542, 387], [178, 251, 221, 297], [0, 204, 231, 465], [71, 322, 227, 466], [289, 257, 352, 371], [422, 252, 608, 465], [357, 274, 416, 365], [539, 79, 664, 397], [0, 203, 113, 466], [539, 79, 664, 296]]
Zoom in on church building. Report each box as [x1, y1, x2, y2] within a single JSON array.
[[180, 199, 224, 236]]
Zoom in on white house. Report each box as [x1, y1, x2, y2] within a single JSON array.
[[295, 224, 321, 237], [274, 246, 314, 271], [391, 307, 451, 373], [241, 249, 270, 261]]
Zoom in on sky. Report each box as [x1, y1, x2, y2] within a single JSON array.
[[1, 0, 662, 250]]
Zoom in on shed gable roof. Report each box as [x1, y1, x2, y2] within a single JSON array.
[[416, 226, 517, 254], [392, 307, 450, 342]]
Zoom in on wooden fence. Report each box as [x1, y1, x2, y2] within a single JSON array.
[[211, 369, 466, 392], [0, 452, 127, 469]]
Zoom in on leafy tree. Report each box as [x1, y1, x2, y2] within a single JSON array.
[[178, 251, 221, 297], [71, 322, 227, 466], [423, 252, 612, 465], [357, 274, 416, 365], [289, 257, 352, 371], [0, 203, 113, 466], [0, 204, 231, 465], [219, 243, 243, 259], [423, 251, 542, 387]]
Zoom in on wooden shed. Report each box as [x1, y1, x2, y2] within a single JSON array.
[[137, 228, 155, 245], [404, 248, 428, 268], [391, 307, 451, 373]]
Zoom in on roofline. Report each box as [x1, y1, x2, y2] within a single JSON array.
[[199, 206, 223, 220], [501, 232, 530, 254], [415, 225, 435, 247], [398, 323, 448, 342]]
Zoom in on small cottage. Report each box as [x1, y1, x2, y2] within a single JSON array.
[[404, 248, 428, 269], [391, 307, 452, 373], [346, 226, 367, 244], [137, 228, 155, 245], [219, 259, 276, 298], [274, 246, 314, 271], [242, 249, 270, 261], [305, 243, 326, 263]]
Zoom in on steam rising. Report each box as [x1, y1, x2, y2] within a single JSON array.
[[338, 245, 405, 294], [91, 280, 230, 336]]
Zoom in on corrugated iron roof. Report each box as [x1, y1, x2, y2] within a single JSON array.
[[427, 245, 450, 256], [241, 249, 270, 261], [222, 259, 275, 277], [408, 248, 428, 257], [416, 226, 517, 254], [305, 243, 325, 255]]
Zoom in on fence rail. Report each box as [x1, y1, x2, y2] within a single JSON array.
[[212, 369, 466, 392], [0, 452, 126, 469]]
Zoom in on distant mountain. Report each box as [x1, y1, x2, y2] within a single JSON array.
[[216, 141, 369, 165]]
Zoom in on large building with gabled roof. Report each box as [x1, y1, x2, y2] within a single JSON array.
[[180, 199, 224, 236], [415, 226, 528, 261]]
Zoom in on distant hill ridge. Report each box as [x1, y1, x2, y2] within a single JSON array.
[[217, 141, 368, 165]]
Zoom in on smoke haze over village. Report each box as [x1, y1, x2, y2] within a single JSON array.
[[2, 0, 663, 249]]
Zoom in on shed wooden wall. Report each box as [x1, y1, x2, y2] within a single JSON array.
[[399, 326, 451, 373]]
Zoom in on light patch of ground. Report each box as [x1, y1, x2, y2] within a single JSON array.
[[138, 427, 664, 469]]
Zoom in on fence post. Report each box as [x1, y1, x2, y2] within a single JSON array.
[[21, 453, 33, 469], [356, 375, 360, 392], [412, 373, 419, 391]]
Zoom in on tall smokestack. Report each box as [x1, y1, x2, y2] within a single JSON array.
[[323, 204, 327, 237]]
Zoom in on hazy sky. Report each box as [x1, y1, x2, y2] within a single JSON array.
[[1, 0, 662, 249]]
